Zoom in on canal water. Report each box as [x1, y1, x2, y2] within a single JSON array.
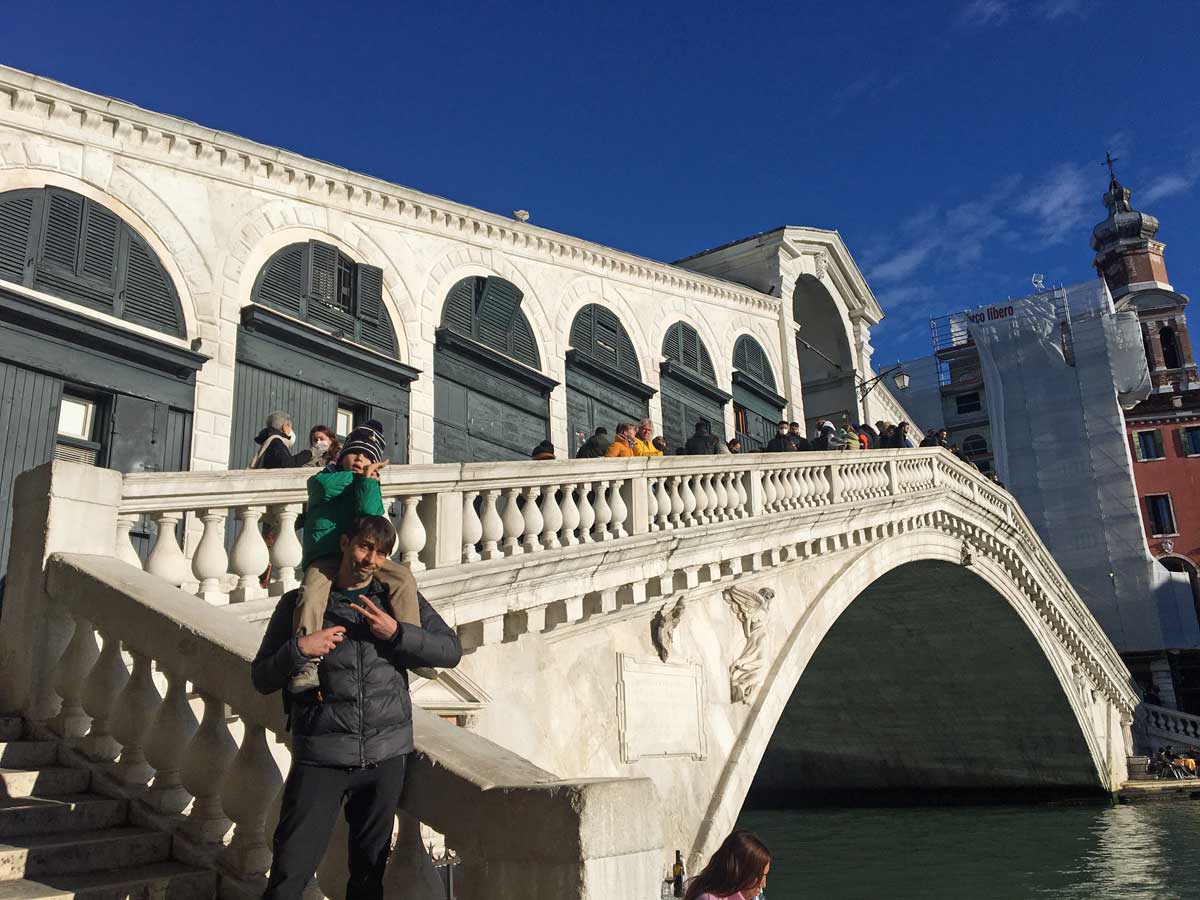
[[739, 801, 1200, 899]]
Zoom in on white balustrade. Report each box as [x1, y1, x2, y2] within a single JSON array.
[[397, 495, 427, 570], [229, 506, 270, 603], [609, 481, 628, 539], [646, 476, 661, 532], [144, 668, 198, 814], [111, 650, 162, 788], [115, 514, 143, 569], [146, 512, 190, 588], [51, 614, 99, 738], [192, 509, 229, 603], [462, 491, 483, 563], [560, 484, 581, 546], [679, 475, 697, 525], [668, 476, 684, 528], [522, 486, 544, 552], [269, 503, 304, 593], [181, 693, 237, 843], [576, 482, 595, 544], [500, 488, 525, 556], [79, 628, 128, 762], [221, 721, 283, 879], [540, 486, 563, 550], [592, 481, 612, 541], [480, 490, 503, 560]]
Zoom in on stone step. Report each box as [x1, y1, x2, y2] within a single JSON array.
[[0, 862, 214, 900], [0, 828, 171, 881], [0, 796, 127, 839], [1126, 756, 1154, 781], [0, 745, 57, 770], [0, 721, 21, 744], [0, 770, 90, 801]]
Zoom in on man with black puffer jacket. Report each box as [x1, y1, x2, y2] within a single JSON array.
[[252, 515, 462, 900]]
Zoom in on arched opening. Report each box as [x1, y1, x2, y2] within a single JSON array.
[[732, 335, 785, 451], [566, 304, 654, 456], [433, 276, 556, 462], [0, 186, 204, 576], [1160, 326, 1181, 370], [749, 559, 1099, 804], [659, 322, 730, 452], [230, 240, 417, 468], [793, 275, 858, 431], [961, 433, 993, 473]]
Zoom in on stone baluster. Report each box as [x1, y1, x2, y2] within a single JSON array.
[[693, 474, 711, 523], [111, 651, 162, 788], [794, 468, 811, 507], [829, 464, 843, 504], [733, 471, 748, 517], [592, 481, 612, 541], [668, 476, 684, 528], [229, 506, 270, 603], [702, 474, 719, 523], [269, 503, 304, 593], [146, 511, 190, 588], [789, 468, 805, 507], [539, 484, 563, 550], [678, 474, 697, 526], [761, 468, 777, 512], [144, 668, 198, 814], [115, 514, 144, 569], [713, 472, 730, 521], [480, 490, 503, 560], [609, 480, 628, 539], [462, 491, 482, 563], [500, 489, 525, 556], [776, 469, 795, 510], [79, 629, 129, 762], [181, 694, 236, 843], [521, 486, 544, 552], [815, 466, 832, 505], [845, 465, 860, 501], [397, 496, 427, 570], [51, 614, 99, 738], [659, 477, 676, 528], [646, 476, 660, 532], [221, 722, 283, 879], [193, 509, 229, 604], [559, 484, 581, 546], [576, 482, 595, 544]]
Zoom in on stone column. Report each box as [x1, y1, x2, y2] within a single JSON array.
[[775, 251, 806, 425]]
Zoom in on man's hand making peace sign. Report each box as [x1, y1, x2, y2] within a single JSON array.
[[349, 594, 400, 641]]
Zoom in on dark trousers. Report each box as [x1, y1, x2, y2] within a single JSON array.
[[263, 754, 408, 900]]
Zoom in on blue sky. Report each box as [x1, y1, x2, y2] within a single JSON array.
[[6, 0, 1198, 364]]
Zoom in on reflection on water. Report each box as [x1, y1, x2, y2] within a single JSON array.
[[739, 802, 1199, 900]]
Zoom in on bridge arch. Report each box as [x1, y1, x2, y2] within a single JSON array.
[[692, 526, 1116, 866]]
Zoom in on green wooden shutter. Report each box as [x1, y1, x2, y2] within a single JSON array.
[[510, 314, 540, 368], [698, 341, 716, 383], [305, 240, 338, 308], [476, 277, 523, 351], [355, 264, 383, 326], [443, 277, 478, 336], [569, 305, 594, 352], [0, 192, 35, 285], [733, 336, 749, 372], [79, 202, 119, 290], [120, 234, 183, 335], [664, 323, 682, 363], [40, 190, 84, 274], [254, 244, 305, 315]]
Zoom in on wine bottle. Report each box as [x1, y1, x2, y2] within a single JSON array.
[[672, 850, 685, 897]]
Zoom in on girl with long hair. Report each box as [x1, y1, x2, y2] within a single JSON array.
[[683, 830, 771, 900]]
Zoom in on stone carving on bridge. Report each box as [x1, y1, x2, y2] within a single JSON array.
[[650, 599, 686, 663], [724, 585, 774, 704], [960, 539, 974, 567]]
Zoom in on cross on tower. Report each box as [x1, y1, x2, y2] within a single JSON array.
[[1103, 150, 1120, 182]]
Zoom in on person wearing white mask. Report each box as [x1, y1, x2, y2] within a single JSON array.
[[300, 425, 341, 468], [250, 410, 300, 470]]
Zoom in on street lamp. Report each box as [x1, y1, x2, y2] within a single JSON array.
[[858, 364, 909, 401]]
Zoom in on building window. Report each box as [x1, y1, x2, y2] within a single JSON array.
[[955, 392, 982, 415], [335, 405, 357, 439], [1134, 429, 1166, 461], [1146, 494, 1177, 537], [54, 394, 101, 465], [962, 434, 988, 457], [1161, 326, 1182, 370], [1183, 426, 1200, 457]]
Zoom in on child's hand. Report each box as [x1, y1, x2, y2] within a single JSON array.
[[350, 594, 399, 640], [366, 459, 389, 480]]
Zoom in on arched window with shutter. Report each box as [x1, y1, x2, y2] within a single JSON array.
[[732, 335, 785, 451], [433, 275, 556, 462], [565, 304, 653, 456], [231, 240, 416, 468], [0, 187, 184, 337], [250, 240, 396, 357], [659, 321, 730, 451]]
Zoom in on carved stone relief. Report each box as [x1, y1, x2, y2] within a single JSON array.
[[724, 585, 774, 704], [650, 598, 686, 663]]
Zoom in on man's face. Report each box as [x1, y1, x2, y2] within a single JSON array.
[[623, 427, 636, 443], [637, 423, 652, 439], [339, 533, 389, 582], [789, 424, 799, 434], [340, 451, 368, 474]]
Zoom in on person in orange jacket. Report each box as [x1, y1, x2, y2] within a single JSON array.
[[605, 422, 637, 457], [633, 419, 663, 457]]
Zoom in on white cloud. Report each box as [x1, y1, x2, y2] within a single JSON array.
[[869, 239, 939, 283], [1140, 173, 1195, 206], [956, 0, 1011, 28], [1016, 163, 1092, 246]]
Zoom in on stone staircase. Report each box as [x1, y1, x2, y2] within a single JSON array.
[[0, 716, 214, 900]]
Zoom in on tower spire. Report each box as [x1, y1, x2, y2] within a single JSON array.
[[1090, 156, 1167, 297]]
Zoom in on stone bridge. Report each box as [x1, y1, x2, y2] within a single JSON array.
[[0, 448, 1139, 899]]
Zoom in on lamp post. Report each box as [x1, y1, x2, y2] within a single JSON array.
[[857, 364, 910, 402]]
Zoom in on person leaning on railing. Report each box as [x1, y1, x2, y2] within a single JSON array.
[[605, 423, 637, 457]]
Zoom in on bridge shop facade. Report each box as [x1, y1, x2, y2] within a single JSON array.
[[0, 65, 917, 579]]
